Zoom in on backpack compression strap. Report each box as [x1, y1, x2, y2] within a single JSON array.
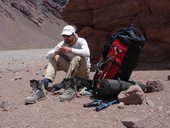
[[100, 47, 118, 80]]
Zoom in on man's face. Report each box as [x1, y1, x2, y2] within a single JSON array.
[[62, 34, 74, 44]]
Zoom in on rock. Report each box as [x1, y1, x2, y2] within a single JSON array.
[[117, 102, 124, 109], [166, 111, 170, 116], [62, 0, 170, 63], [146, 99, 155, 107], [167, 75, 170, 80], [145, 80, 164, 92], [121, 117, 144, 128], [36, 71, 40, 75], [156, 106, 163, 111], [14, 76, 22, 80], [118, 84, 145, 105], [0, 100, 9, 111]]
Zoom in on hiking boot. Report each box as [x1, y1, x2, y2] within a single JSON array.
[[25, 79, 46, 104], [59, 87, 76, 102]]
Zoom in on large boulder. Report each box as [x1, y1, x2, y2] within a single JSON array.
[[62, 0, 170, 64]]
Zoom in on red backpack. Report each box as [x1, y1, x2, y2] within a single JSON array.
[[93, 26, 145, 89]]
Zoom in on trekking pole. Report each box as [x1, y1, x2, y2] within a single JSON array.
[[95, 99, 118, 111], [83, 100, 103, 107]]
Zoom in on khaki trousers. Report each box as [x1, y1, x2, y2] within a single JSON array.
[[45, 55, 90, 82]]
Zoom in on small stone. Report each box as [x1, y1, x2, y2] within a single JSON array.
[[14, 76, 22, 80], [0, 100, 9, 111], [36, 72, 39, 75], [146, 99, 155, 107], [121, 117, 144, 128], [14, 72, 19, 75], [156, 106, 163, 111], [167, 75, 170, 80], [166, 111, 170, 116], [117, 102, 124, 109]]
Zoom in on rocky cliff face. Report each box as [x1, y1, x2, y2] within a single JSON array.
[[62, 0, 170, 63], [0, 0, 67, 50]]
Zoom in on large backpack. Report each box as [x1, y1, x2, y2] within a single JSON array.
[[93, 25, 145, 89]]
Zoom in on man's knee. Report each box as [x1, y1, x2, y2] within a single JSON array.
[[71, 56, 83, 64], [48, 55, 60, 64], [54, 55, 60, 61], [48, 55, 64, 67]]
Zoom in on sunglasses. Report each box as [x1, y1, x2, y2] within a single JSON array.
[[62, 34, 73, 38]]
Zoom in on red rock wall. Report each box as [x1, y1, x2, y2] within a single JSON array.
[[62, 0, 170, 63]]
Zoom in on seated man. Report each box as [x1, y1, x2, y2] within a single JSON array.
[[25, 25, 91, 104]]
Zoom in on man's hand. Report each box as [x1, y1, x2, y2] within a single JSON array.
[[60, 46, 72, 53]]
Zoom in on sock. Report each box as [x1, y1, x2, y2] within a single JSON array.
[[42, 78, 51, 90], [53, 81, 65, 90]]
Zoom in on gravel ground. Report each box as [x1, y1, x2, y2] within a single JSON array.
[[0, 49, 49, 69], [0, 49, 170, 128]]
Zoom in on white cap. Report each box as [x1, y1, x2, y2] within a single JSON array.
[[61, 25, 76, 36]]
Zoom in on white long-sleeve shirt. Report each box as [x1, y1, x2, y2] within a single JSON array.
[[46, 37, 91, 68]]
